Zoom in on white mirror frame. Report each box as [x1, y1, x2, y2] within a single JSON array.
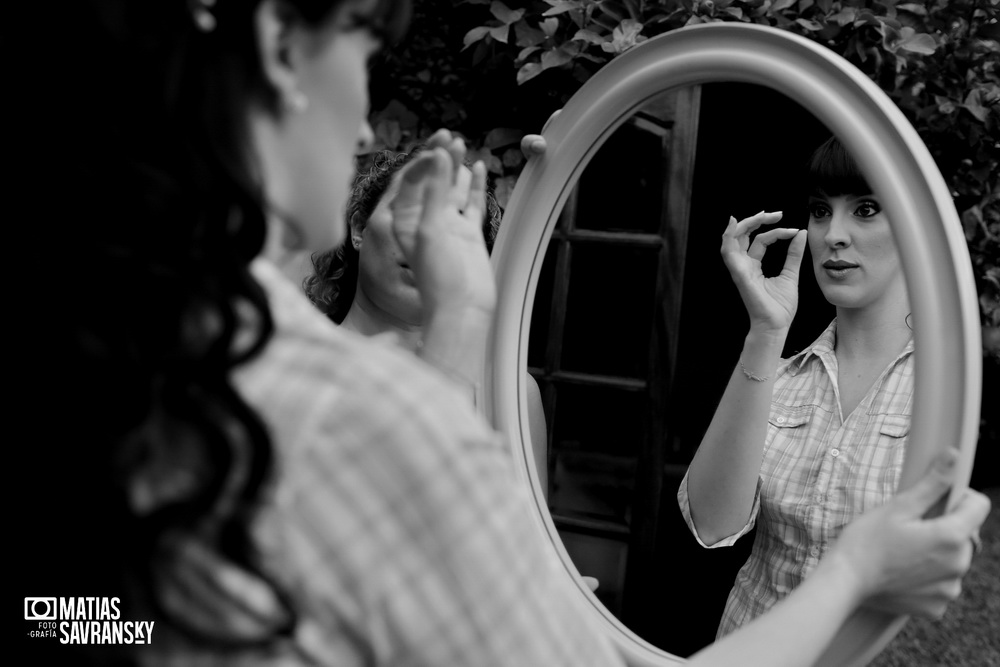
[[486, 22, 981, 667]]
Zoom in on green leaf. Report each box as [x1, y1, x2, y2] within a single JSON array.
[[542, 1, 582, 17], [517, 61, 545, 84], [484, 127, 524, 149], [795, 18, 824, 31], [961, 90, 990, 122], [541, 46, 575, 70], [541, 17, 561, 37], [896, 3, 928, 16], [517, 45, 542, 61], [490, 1, 525, 25], [489, 24, 511, 44], [771, 0, 797, 12], [600, 18, 646, 54], [462, 26, 492, 49], [935, 95, 957, 114], [599, 1, 627, 22], [828, 7, 857, 26], [514, 22, 548, 47], [374, 119, 402, 150], [897, 27, 936, 55], [853, 10, 880, 27], [573, 29, 608, 45]]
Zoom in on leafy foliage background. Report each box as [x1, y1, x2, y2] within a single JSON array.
[[371, 0, 999, 476]]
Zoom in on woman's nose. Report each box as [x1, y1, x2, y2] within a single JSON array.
[[825, 212, 851, 248], [357, 121, 376, 155]]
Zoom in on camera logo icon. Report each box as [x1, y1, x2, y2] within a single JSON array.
[[24, 597, 58, 621]]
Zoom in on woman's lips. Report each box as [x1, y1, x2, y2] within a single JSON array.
[[822, 260, 858, 278]]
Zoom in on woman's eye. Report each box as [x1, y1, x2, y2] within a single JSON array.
[[855, 200, 882, 218], [808, 203, 831, 218]]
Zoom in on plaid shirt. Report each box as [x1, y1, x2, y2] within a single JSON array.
[[678, 320, 914, 638], [142, 258, 623, 666]]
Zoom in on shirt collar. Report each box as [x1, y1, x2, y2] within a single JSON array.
[[784, 319, 915, 376]]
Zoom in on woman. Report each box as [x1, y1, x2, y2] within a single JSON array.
[[303, 148, 549, 491], [20, 2, 988, 665], [680, 136, 922, 636]]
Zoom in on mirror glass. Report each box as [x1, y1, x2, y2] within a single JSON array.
[[526, 82, 899, 656]]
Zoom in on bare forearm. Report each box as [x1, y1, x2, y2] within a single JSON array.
[[686, 329, 786, 543]]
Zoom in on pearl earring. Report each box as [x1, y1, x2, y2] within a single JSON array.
[[285, 91, 309, 113]]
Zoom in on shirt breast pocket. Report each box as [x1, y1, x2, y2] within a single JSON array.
[[876, 413, 910, 493], [767, 404, 815, 430], [762, 404, 816, 514], [764, 405, 815, 466]]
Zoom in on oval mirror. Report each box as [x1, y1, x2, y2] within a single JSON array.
[[486, 22, 981, 667]]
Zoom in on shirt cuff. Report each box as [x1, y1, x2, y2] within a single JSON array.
[[676, 471, 761, 548]]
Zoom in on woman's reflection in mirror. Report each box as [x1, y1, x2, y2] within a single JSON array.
[[680, 136, 919, 636], [303, 149, 548, 486]]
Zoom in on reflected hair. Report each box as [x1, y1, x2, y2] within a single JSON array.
[[805, 135, 872, 197], [304, 148, 503, 323]]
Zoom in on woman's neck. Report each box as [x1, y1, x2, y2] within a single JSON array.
[[834, 283, 912, 363], [340, 288, 422, 352], [262, 216, 314, 287]]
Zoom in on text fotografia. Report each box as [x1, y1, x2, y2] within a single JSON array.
[[25, 597, 154, 644]]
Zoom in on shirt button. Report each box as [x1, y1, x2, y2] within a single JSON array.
[[831, 448, 840, 457], [810, 546, 820, 557], [776, 416, 786, 424]]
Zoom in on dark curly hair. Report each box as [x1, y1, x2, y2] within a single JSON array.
[[18, 0, 409, 661], [304, 148, 504, 323]]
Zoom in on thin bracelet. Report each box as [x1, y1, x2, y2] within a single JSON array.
[[740, 358, 770, 382]]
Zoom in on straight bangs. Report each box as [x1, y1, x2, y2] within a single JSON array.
[[805, 135, 872, 197]]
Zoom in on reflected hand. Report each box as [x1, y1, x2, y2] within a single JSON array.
[[391, 129, 494, 319], [153, 532, 290, 642], [829, 449, 991, 619], [720, 212, 807, 334]]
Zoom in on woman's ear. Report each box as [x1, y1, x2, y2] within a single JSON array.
[[349, 212, 365, 250], [254, 0, 309, 113]]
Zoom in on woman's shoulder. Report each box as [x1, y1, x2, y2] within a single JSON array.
[[239, 257, 501, 461]]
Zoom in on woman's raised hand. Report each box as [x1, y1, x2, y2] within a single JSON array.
[[390, 129, 494, 319], [720, 212, 808, 335]]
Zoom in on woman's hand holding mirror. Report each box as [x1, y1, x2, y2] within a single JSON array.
[[833, 449, 991, 619]]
